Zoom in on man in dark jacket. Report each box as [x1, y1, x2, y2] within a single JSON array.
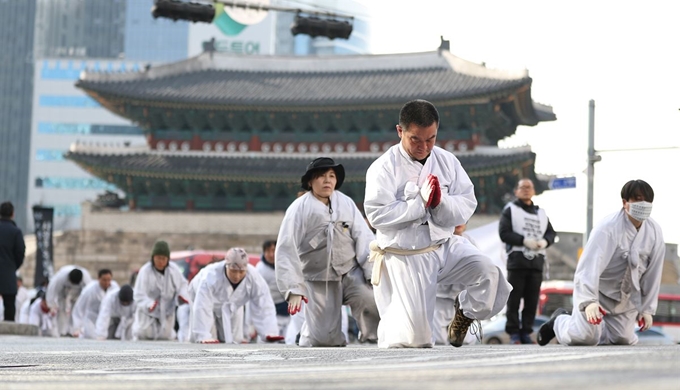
[[0, 202, 26, 321], [499, 179, 556, 344]]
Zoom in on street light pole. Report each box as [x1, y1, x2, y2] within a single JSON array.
[[585, 99, 601, 243]]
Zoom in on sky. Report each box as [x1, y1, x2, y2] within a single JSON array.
[[355, 0, 680, 244]]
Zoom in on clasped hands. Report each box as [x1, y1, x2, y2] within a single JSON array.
[[419, 174, 442, 208]]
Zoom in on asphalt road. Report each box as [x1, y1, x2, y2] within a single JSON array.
[[1, 336, 679, 390]]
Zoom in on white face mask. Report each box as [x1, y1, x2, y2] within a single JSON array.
[[627, 201, 653, 222]]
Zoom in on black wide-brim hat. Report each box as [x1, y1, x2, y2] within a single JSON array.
[[300, 157, 345, 190]]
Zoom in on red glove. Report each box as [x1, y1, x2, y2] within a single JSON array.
[[149, 300, 158, 312], [288, 294, 309, 315], [429, 175, 441, 208], [265, 335, 285, 342]]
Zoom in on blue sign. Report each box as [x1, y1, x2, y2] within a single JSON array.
[[549, 176, 577, 190]]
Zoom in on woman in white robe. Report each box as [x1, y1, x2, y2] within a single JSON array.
[[191, 248, 280, 344], [276, 157, 379, 347]]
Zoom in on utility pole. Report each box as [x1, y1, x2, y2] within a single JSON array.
[[584, 100, 678, 243], [585, 99, 601, 243]]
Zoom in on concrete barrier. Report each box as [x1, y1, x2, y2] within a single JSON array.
[[0, 321, 39, 336]]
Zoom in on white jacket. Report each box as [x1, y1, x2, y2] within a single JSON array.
[[133, 261, 189, 318], [574, 209, 665, 315], [96, 287, 135, 340], [365, 144, 477, 251], [275, 190, 374, 299], [72, 280, 119, 338], [192, 262, 277, 343], [45, 265, 92, 311]]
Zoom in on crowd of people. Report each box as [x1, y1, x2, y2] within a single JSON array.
[[0, 100, 667, 348]]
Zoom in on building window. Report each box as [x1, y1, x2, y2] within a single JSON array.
[[34, 177, 118, 191]]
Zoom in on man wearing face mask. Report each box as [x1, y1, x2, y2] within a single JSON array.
[[538, 179, 666, 346], [276, 157, 379, 347]]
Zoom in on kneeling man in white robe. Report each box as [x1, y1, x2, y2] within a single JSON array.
[[132, 240, 189, 340], [96, 284, 135, 340], [191, 247, 282, 344], [72, 269, 118, 339]]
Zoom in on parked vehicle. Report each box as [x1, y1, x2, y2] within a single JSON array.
[[481, 315, 550, 345], [171, 250, 260, 281]]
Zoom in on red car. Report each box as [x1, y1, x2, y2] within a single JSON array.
[[171, 250, 261, 282]]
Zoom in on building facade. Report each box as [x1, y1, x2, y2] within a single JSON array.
[[26, 0, 189, 231], [29, 59, 150, 231], [69, 47, 556, 215], [0, 0, 37, 231]]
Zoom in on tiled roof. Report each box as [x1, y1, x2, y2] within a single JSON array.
[[65, 146, 536, 183], [76, 50, 535, 108]]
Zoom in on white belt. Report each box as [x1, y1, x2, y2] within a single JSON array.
[[368, 241, 441, 286]]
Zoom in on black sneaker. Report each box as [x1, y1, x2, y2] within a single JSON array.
[[537, 308, 569, 346]]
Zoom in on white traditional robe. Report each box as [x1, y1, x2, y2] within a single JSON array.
[[191, 262, 278, 343], [255, 259, 290, 336], [28, 298, 58, 337], [132, 261, 189, 341], [15, 286, 29, 316], [276, 190, 379, 347], [45, 265, 92, 336], [96, 287, 135, 340], [176, 265, 216, 343], [554, 209, 665, 345], [365, 144, 511, 348], [434, 234, 478, 345], [72, 280, 119, 339], [18, 298, 31, 324]]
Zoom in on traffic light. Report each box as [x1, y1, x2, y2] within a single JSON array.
[[151, 0, 216, 23], [290, 14, 353, 40]]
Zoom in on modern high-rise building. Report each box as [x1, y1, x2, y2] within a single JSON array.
[[124, 0, 189, 62], [28, 58, 149, 231], [34, 0, 127, 59], [26, 0, 189, 231], [0, 0, 37, 231], [10, 0, 372, 231]]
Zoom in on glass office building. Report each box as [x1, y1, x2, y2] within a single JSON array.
[[0, 0, 37, 231]]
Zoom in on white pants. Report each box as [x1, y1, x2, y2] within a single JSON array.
[[132, 308, 176, 341], [375, 237, 511, 348], [286, 303, 350, 345], [554, 304, 638, 346], [299, 267, 378, 347], [176, 305, 191, 343]]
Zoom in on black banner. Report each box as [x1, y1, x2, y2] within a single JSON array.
[[33, 206, 54, 288]]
